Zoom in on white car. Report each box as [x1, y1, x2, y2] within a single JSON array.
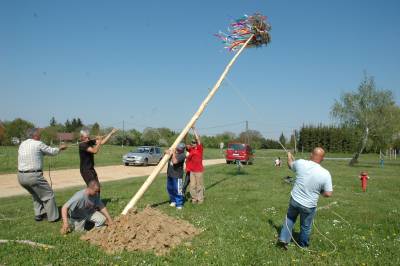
[[122, 146, 162, 166]]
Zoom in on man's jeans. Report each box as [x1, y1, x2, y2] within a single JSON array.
[[279, 197, 317, 247]]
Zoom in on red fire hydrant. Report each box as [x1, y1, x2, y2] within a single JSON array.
[[360, 171, 369, 192]]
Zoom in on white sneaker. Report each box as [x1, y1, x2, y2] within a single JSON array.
[[176, 206, 183, 210], [169, 202, 176, 207]]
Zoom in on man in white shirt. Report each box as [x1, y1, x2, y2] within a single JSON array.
[[17, 128, 67, 222], [278, 147, 333, 249]]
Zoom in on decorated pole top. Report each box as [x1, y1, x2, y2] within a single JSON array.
[[215, 13, 271, 51]]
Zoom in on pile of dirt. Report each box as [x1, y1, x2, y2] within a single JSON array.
[[81, 207, 200, 255]]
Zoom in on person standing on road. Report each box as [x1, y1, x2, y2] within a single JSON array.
[[186, 126, 205, 204], [277, 147, 333, 249], [60, 180, 112, 234], [17, 128, 67, 222], [79, 128, 118, 186], [166, 143, 186, 210]]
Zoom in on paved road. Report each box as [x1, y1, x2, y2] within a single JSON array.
[[0, 159, 225, 198]]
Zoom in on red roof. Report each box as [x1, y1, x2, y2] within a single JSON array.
[[57, 132, 74, 141]]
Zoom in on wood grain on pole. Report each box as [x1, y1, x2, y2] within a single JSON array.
[[121, 35, 254, 215]]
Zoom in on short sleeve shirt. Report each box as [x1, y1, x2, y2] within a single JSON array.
[[64, 189, 104, 219], [290, 159, 333, 208], [186, 144, 204, 172], [167, 152, 186, 178], [79, 140, 96, 171]]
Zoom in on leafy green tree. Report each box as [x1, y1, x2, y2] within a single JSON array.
[[3, 118, 34, 144], [238, 130, 264, 148], [0, 122, 5, 145], [331, 74, 398, 165], [91, 122, 101, 136], [49, 117, 57, 127], [141, 127, 161, 146]]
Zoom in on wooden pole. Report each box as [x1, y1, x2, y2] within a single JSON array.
[[121, 35, 254, 215]]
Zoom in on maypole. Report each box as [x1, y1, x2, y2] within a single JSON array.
[[122, 13, 271, 215]]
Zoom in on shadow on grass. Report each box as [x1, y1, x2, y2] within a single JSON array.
[[149, 176, 232, 207], [150, 200, 170, 208], [206, 176, 231, 190]]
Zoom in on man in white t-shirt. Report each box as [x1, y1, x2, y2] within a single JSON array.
[[277, 147, 333, 249]]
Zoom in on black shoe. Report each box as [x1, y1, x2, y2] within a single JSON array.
[[276, 241, 288, 250], [34, 215, 43, 222]]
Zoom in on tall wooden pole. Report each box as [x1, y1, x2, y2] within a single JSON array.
[[121, 35, 254, 215]]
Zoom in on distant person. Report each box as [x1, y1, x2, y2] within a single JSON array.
[[274, 157, 282, 167], [79, 128, 118, 186], [17, 128, 67, 222], [379, 154, 384, 168], [166, 143, 186, 210], [219, 142, 224, 154], [360, 171, 370, 192], [277, 147, 333, 250], [60, 180, 112, 234], [186, 126, 205, 204]]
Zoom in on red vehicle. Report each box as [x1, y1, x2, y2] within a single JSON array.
[[225, 143, 254, 165]]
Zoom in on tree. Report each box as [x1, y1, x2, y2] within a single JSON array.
[[49, 117, 57, 127], [65, 120, 72, 132], [3, 118, 34, 144], [141, 127, 161, 146], [0, 122, 5, 145], [331, 74, 398, 165], [91, 122, 101, 136], [239, 130, 264, 149], [279, 132, 287, 147]]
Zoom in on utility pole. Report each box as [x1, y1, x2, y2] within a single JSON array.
[[294, 129, 297, 154], [245, 120, 249, 144], [122, 120, 125, 147]]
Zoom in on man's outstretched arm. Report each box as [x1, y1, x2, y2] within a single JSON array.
[[287, 152, 294, 169]]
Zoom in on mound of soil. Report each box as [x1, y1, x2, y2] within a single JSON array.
[[81, 207, 200, 255]]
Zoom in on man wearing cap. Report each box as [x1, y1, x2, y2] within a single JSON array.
[[186, 126, 205, 204], [17, 128, 67, 222], [166, 143, 186, 210]]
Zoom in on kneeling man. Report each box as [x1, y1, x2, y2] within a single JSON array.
[[60, 180, 112, 234]]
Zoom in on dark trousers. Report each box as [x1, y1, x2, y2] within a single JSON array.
[[182, 171, 190, 195], [80, 168, 99, 186]]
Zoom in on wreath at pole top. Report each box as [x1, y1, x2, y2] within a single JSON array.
[[215, 13, 271, 51]]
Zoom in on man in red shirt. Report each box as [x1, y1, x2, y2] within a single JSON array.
[[186, 126, 204, 203]]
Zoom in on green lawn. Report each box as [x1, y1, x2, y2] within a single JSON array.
[[0, 145, 224, 174], [0, 151, 399, 265]]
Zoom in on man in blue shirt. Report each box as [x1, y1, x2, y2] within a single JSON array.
[[278, 147, 333, 249]]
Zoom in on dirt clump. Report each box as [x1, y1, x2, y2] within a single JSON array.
[[80, 207, 200, 255]]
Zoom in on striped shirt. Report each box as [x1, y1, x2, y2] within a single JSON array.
[[18, 139, 60, 171]]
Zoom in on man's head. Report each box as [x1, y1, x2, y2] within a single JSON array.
[[310, 147, 325, 164], [27, 128, 41, 140], [190, 139, 198, 147], [86, 180, 101, 196], [176, 143, 185, 153], [80, 129, 90, 141]]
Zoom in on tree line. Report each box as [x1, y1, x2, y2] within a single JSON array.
[[1, 74, 399, 165]]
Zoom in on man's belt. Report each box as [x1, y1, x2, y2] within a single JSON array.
[[18, 169, 43, 173]]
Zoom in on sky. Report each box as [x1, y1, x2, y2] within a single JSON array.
[[1, 0, 399, 139]]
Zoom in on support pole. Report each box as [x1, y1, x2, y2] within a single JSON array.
[[121, 35, 254, 215]]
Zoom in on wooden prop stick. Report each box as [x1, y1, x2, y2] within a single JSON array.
[[121, 35, 254, 215]]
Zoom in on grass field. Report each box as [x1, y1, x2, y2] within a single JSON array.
[[0, 150, 399, 265], [0, 145, 224, 174]]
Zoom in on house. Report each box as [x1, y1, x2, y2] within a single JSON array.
[[57, 132, 75, 143]]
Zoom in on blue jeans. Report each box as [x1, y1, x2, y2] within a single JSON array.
[[279, 197, 316, 247], [167, 177, 184, 207]]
